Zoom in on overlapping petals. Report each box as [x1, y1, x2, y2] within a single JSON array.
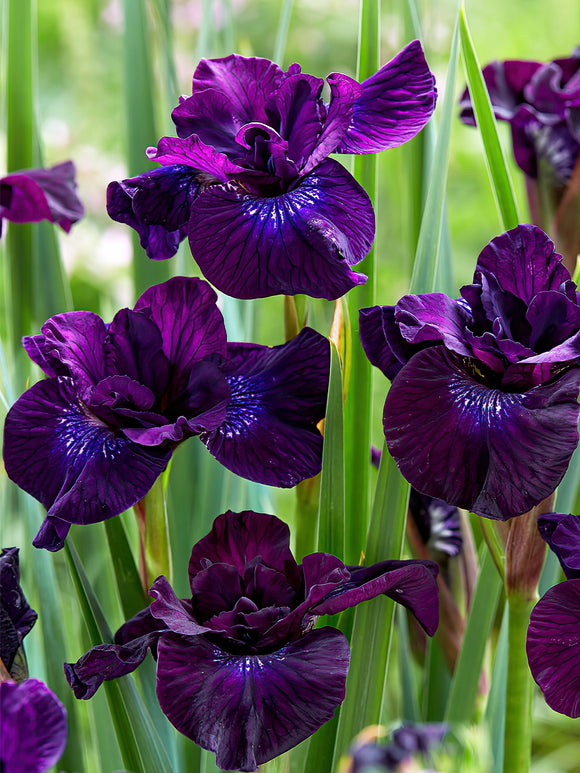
[[360, 225, 580, 520], [0, 679, 68, 773], [0, 161, 84, 235], [459, 50, 580, 184], [537, 512, 580, 578], [66, 510, 439, 771], [3, 278, 329, 550], [0, 548, 38, 676], [107, 43, 436, 300]]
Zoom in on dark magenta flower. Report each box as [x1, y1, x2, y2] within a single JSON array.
[[537, 512, 580, 578], [360, 225, 580, 520], [65, 510, 439, 771], [0, 161, 84, 236], [3, 277, 329, 551], [0, 678, 68, 773], [347, 723, 448, 772], [459, 49, 580, 186], [107, 43, 436, 300], [0, 547, 38, 679]]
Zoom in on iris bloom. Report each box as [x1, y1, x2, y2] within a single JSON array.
[[527, 512, 580, 717], [0, 548, 68, 773], [107, 43, 436, 300], [0, 161, 84, 235], [3, 277, 329, 551], [347, 723, 448, 772], [360, 225, 580, 520], [65, 510, 439, 772], [459, 49, 580, 188]]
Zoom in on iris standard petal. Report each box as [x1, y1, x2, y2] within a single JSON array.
[[147, 135, 244, 179], [200, 328, 329, 486], [37, 311, 109, 386], [383, 346, 580, 520], [312, 559, 439, 635], [538, 513, 580, 579], [395, 293, 472, 355], [0, 679, 67, 773], [187, 157, 372, 300], [527, 578, 580, 717], [156, 627, 350, 771], [359, 305, 412, 380], [337, 40, 436, 154], [3, 377, 172, 535], [150, 576, 217, 635]]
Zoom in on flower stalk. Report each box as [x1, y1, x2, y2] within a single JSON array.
[[134, 470, 173, 591]]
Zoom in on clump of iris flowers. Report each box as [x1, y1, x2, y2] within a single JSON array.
[[360, 224, 580, 520], [0, 548, 68, 773], [107, 43, 436, 300], [3, 277, 329, 551], [0, 161, 84, 236], [65, 510, 439, 772], [526, 512, 580, 717]]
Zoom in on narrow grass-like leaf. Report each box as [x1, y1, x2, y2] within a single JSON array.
[[486, 606, 508, 773], [273, 0, 294, 65], [410, 3, 460, 294], [317, 340, 345, 558], [104, 516, 149, 620], [398, 608, 421, 722], [445, 546, 503, 722], [423, 638, 451, 721], [65, 539, 173, 773], [459, 4, 519, 231]]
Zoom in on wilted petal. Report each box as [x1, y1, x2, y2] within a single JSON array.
[[312, 559, 439, 635], [0, 679, 67, 773], [527, 578, 580, 717], [538, 513, 580, 579], [383, 347, 580, 520], [201, 328, 329, 486], [3, 378, 171, 541], [156, 627, 350, 771], [188, 158, 372, 300], [337, 40, 436, 154]]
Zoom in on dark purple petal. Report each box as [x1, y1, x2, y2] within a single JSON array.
[[188, 157, 372, 300], [0, 548, 38, 672], [312, 559, 439, 635], [408, 489, 463, 557], [0, 161, 83, 232], [526, 291, 580, 356], [359, 305, 412, 380], [395, 293, 472, 355], [538, 513, 580, 579], [337, 40, 436, 154], [188, 510, 298, 583], [272, 71, 324, 168], [156, 627, 350, 771], [201, 328, 329, 487], [188, 564, 244, 622], [459, 59, 543, 124], [527, 579, 580, 717], [106, 308, 169, 395], [0, 679, 67, 773], [3, 378, 171, 543], [22, 333, 70, 377], [149, 576, 216, 635], [383, 347, 580, 520], [475, 225, 570, 304], [147, 135, 244, 179], [172, 88, 245, 153]]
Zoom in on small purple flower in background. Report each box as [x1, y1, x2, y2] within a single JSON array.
[[360, 224, 580, 521], [346, 722, 448, 772], [65, 510, 439, 772], [0, 161, 84, 236], [527, 512, 580, 717], [3, 277, 329, 551], [459, 49, 580, 188], [0, 548, 68, 773], [107, 43, 436, 300]]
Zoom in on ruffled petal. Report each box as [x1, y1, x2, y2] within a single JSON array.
[[187, 157, 372, 300], [312, 559, 439, 635], [538, 512, 580, 579], [3, 378, 171, 541], [337, 40, 436, 154], [395, 293, 472, 355], [147, 135, 244, 179], [383, 347, 580, 520], [156, 627, 350, 771], [0, 679, 67, 772], [149, 576, 216, 635], [527, 578, 580, 717], [200, 328, 329, 486], [272, 71, 324, 168], [36, 311, 109, 386], [359, 305, 412, 380]]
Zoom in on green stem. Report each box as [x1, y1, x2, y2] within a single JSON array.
[[134, 472, 173, 591], [503, 594, 534, 773]]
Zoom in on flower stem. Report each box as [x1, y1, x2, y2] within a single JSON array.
[[503, 593, 534, 773], [133, 471, 173, 592]]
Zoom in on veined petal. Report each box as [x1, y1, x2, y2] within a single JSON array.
[[538, 513, 580, 579], [272, 71, 325, 168], [188, 158, 372, 300], [336, 40, 436, 154], [147, 135, 244, 180], [149, 576, 216, 635], [37, 311, 109, 385], [383, 347, 580, 520], [395, 293, 472, 355], [527, 579, 580, 717], [156, 627, 350, 771], [359, 305, 412, 380], [3, 378, 171, 542], [200, 328, 329, 486]]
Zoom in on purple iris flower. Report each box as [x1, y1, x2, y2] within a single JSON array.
[[360, 224, 580, 521], [459, 49, 580, 186], [65, 510, 439, 771], [1, 547, 38, 679], [0, 678, 68, 773], [107, 43, 436, 300], [348, 723, 447, 772], [0, 161, 84, 236], [3, 277, 329, 552]]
